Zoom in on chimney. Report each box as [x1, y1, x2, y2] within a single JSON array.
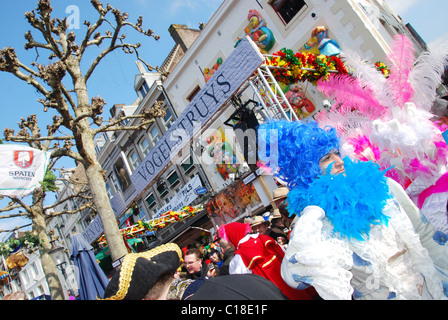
[[168, 24, 201, 52]]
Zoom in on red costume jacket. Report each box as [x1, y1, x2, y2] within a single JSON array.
[[236, 233, 317, 300]]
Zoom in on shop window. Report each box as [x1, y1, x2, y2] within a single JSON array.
[[270, 0, 307, 25]]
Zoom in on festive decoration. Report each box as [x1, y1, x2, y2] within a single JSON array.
[[374, 61, 390, 77], [205, 127, 240, 181], [265, 48, 348, 84], [286, 157, 391, 241], [315, 34, 448, 192], [304, 26, 342, 57], [98, 205, 203, 245], [203, 57, 223, 82], [283, 83, 316, 119], [236, 9, 275, 53]]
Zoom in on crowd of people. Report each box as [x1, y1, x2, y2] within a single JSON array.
[[99, 117, 448, 301]]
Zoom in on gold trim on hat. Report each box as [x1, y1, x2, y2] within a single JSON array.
[[98, 243, 182, 300]]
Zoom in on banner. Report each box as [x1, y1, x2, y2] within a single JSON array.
[[153, 175, 203, 218], [0, 144, 51, 197]]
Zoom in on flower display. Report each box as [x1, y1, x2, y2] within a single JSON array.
[[265, 48, 348, 84], [374, 61, 390, 77], [98, 205, 203, 245]]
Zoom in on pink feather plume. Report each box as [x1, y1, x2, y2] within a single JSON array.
[[386, 34, 416, 107], [317, 74, 387, 119]]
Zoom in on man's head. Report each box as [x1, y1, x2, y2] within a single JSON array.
[[319, 150, 345, 175], [251, 215, 270, 234], [273, 186, 288, 208], [184, 248, 203, 275]]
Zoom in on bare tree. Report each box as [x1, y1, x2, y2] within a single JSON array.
[[0, 0, 166, 263], [0, 115, 94, 300]]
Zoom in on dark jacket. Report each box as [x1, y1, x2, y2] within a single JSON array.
[[218, 247, 235, 276]]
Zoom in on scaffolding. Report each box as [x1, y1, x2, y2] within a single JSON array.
[[249, 63, 299, 122]]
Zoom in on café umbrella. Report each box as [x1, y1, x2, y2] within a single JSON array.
[[70, 233, 109, 300]]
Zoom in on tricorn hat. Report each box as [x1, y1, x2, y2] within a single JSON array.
[[100, 243, 182, 300]]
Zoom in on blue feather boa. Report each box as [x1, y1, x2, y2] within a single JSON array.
[[286, 157, 391, 241]]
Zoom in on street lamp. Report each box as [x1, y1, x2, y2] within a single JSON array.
[[48, 238, 66, 268]]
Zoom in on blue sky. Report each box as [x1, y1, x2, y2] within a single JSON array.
[[0, 0, 446, 239], [387, 0, 448, 49]]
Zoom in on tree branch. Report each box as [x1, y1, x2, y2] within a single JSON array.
[[45, 201, 94, 218], [0, 223, 32, 233], [44, 190, 91, 211], [50, 147, 84, 162], [3, 133, 74, 143]]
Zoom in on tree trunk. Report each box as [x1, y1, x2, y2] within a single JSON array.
[[70, 57, 128, 263], [83, 159, 128, 262], [31, 202, 65, 300]]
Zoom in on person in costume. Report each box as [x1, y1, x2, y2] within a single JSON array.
[[100, 243, 182, 300], [218, 221, 319, 300], [258, 120, 448, 300], [316, 34, 448, 233]]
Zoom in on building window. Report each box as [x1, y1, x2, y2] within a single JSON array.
[[105, 181, 113, 199], [128, 150, 140, 171], [139, 136, 151, 156], [31, 262, 40, 278], [270, 0, 307, 25], [109, 173, 120, 193], [167, 170, 180, 189], [182, 155, 195, 175], [138, 81, 150, 99], [37, 284, 44, 296], [187, 85, 201, 102], [149, 125, 160, 145], [157, 180, 169, 199], [163, 108, 175, 129], [114, 158, 132, 192], [22, 270, 29, 285]]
